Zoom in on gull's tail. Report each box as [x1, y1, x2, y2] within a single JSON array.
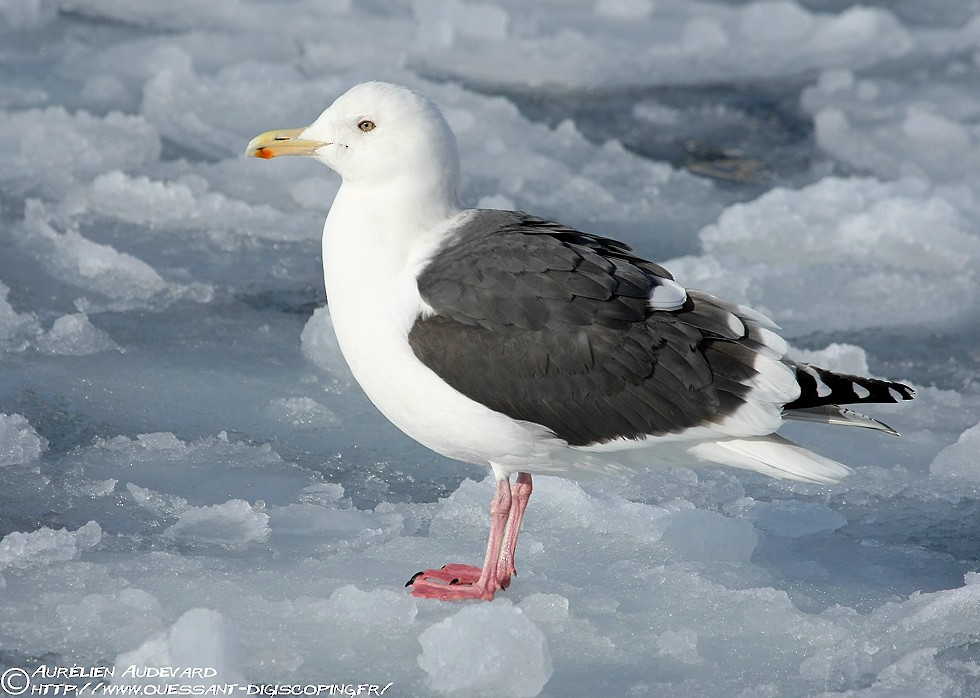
[[687, 364, 915, 484], [782, 363, 915, 436]]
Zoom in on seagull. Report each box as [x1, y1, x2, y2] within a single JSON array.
[[246, 81, 913, 601]]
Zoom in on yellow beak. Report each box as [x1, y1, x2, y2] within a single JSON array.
[[244, 127, 328, 159]]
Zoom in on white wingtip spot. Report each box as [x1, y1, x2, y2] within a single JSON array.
[[649, 278, 688, 311], [854, 384, 871, 399], [888, 387, 905, 401], [802, 365, 832, 397]]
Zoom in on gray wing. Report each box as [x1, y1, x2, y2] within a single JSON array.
[[408, 210, 774, 447]]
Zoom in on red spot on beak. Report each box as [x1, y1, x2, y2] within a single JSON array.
[[257, 148, 274, 159]]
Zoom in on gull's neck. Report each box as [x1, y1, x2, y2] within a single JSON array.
[[321, 174, 464, 377], [321, 175, 464, 333], [325, 176, 461, 266]]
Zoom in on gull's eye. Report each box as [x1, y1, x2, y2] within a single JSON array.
[[358, 120, 376, 132]]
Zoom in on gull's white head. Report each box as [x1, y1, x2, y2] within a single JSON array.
[[247, 82, 460, 196]]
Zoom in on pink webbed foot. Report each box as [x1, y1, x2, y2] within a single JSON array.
[[406, 563, 482, 586], [406, 473, 532, 602], [408, 569, 507, 601]]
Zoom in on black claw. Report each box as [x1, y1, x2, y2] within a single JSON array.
[[406, 571, 424, 587], [449, 578, 460, 585]]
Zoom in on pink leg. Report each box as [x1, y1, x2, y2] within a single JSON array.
[[496, 472, 533, 584], [409, 477, 514, 601], [420, 473, 533, 590]]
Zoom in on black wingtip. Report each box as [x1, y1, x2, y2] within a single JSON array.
[[893, 383, 915, 401], [786, 364, 916, 411]]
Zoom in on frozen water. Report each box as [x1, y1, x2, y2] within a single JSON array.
[[34, 313, 119, 356], [661, 508, 758, 563], [0, 521, 100, 569], [113, 608, 244, 689], [0, 413, 47, 466], [417, 602, 553, 697], [668, 176, 980, 336], [410, 1, 915, 89], [164, 500, 270, 550], [930, 421, 980, 483], [728, 498, 847, 539], [1, 1, 979, 696]]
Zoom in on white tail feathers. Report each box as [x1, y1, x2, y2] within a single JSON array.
[[688, 434, 852, 484]]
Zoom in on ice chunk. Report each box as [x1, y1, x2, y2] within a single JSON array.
[[930, 421, 980, 482], [18, 200, 178, 309], [58, 588, 164, 657], [0, 280, 42, 352], [140, 51, 340, 158], [126, 482, 189, 518], [672, 177, 980, 334], [268, 503, 390, 541], [0, 521, 101, 569], [0, 107, 159, 195], [267, 396, 337, 427], [0, 413, 47, 466], [789, 342, 870, 376], [654, 628, 703, 664], [300, 307, 354, 385], [800, 574, 980, 686], [661, 509, 757, 562], [739, 1, 813, 43], [114, 608, 243, 688], [728, 498, 847, 538], [318, 584, 417, 629], [164, 500, 270, 549], [518, 594, 570, 624], [418, 602, 552, 697], [803, 69, 980, 187], [62, 170, 318, 243], [902, 106, 971, 154], [81, 73, 130, 107], [75, 432, 321, 508], [681, 17, 729, 54], [35, 313, 118, 355], [298, 482, 346, 506], [410, 2, 912, 89], [413, 0, 509, 49], [808, 6, 912, 58], [869, 647, 952, 696]]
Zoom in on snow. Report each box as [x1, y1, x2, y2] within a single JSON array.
[[1, 1, 979, 696]]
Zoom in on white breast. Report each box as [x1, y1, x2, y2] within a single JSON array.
[[320, 192, 560, 472]]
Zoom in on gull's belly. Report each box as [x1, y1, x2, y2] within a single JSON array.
[[323, 270, 554, 470]]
